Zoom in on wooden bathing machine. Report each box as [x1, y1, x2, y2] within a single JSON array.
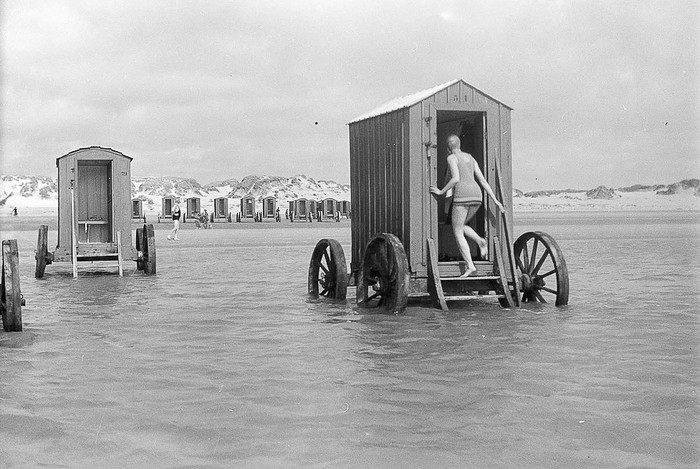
[[337, 200, 350, 218], [185, 197, 201, 219], [131, 198, 143, 220], [162, 196, 175, 219], [262, 196, 277, 218], [240, 196, 256, 218], [348, 79, 513, 283], [36, 146, 158, 277], [307, 79, 569, 312], [322, 198, 337, 218], [213, 197, 229, 222], [289, 198, 309, 219], [309, 200, 319, 217], [55, 147, 134, 259]]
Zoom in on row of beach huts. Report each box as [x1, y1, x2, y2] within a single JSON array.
[[131, 196, 351, 223]]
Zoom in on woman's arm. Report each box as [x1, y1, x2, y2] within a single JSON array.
[[474, 162, 505, 212], [429, 155, 459, 195]]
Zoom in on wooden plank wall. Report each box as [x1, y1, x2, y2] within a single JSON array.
[[349, 109, 409, 273], [112, 153, 133, 254], [56, 154, 74, 251]]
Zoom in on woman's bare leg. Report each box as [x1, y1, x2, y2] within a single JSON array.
[[451, 204, 476, 277], [461, 205, 488, 258], [462, 225, 488, 258]]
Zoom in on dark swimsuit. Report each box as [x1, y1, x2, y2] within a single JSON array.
[[452, 154, 482, 205], [172, 208, 181, 221]]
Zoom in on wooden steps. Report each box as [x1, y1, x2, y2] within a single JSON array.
[[426, 238, 514, 311], [440, 275, 501, 281]]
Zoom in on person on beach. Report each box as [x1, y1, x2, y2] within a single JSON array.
[[429, 134, 505, 277], [168, 202, 181, 240]]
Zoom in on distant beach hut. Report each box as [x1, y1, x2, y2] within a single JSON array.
[[131, 198, 143, 220], [185, 197, 200, 220], [240, 196, 256, 218], [262, 196, 276, 218], [337, 200, 350, 218], [322, 198, 337, 219], [161, 196, 176, 221], [289, 198, 309, 219], [212, 197, 229, 222]]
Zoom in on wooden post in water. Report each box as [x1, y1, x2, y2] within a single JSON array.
[[70, 187, 78, 278], [2, 239, 23, 332], [116, 231, 123, 276]]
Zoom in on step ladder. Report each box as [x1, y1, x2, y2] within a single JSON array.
[[426, 237, 515, 310], [71, 231, 124, 278]]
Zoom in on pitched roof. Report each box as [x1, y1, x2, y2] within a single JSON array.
[[348, 79, 512, 124], [56, 146, 133, 162]]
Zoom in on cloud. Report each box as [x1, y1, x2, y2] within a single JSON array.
[[1, 0, 697, 189]]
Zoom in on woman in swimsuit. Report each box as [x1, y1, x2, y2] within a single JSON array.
[[168, 202, 181, 240], [429, 134, 505, 277]]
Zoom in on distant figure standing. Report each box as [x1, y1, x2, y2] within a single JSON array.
[[11, 207, 18, 216], [168, 202, 181, 240], [429, 134, 504, 277]]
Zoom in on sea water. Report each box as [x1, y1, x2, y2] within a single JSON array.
[[1, 212, 698, 468]]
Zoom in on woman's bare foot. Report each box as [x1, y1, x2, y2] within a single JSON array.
[[459, 265, 477, 278], [479, 238, 488, 259]]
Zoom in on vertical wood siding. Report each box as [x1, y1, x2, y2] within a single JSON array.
[[349, 109, 409, 273]]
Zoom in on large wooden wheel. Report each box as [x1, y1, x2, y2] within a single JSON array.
[[2, 239, 23, 332], [142, 224, 157, 275], [135, 227, 145, 271], [308, 238, 348, 299], [35, 224, 52, 279], [357, 233, 410, 314], [514, 231, 569, 306]]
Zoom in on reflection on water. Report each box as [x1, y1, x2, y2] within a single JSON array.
[[1, 214, 699, 468]]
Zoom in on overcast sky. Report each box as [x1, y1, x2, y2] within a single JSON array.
[[1, 0, 698, 190]]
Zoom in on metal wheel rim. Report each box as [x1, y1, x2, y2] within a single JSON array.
[[514, 231, 569, 306]]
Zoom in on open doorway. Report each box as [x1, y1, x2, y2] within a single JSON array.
[[436, 110, 487, 261], [77, 160, 113, 243]]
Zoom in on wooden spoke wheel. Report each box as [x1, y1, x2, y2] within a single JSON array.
[[514, 231, 569, 306], [35, 224, 52, 279], [308, 238, 348, 299], [357, 233, 409, 314], [142, 224, 157, 275], [2, 239, 23, 332], [135, 227, 145, 271]]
